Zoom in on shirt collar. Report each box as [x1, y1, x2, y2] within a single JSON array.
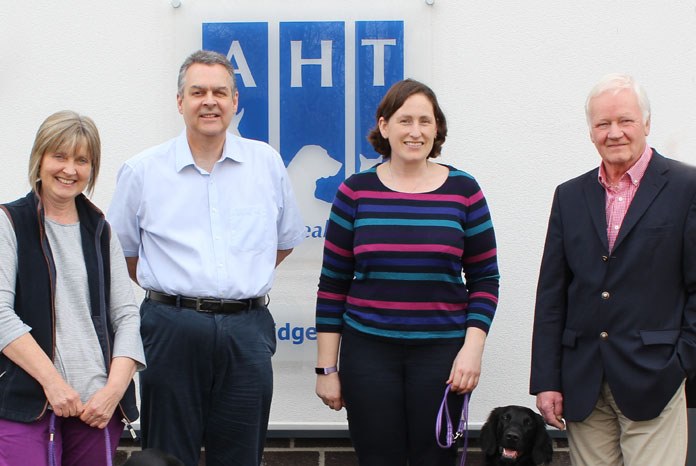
[[174, 131, 246, 172], [598, 145, 653, 189]]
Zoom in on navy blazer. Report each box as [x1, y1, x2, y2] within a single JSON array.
[[530, 151, 696, 422]]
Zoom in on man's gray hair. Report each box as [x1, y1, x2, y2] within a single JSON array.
[[585, 73, 651, 126], [177, 50, 237, 96]]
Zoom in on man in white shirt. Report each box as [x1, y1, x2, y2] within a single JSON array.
[[108, 50, 305, 466]]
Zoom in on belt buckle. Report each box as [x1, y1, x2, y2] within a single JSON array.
[[195, 298, 204, 312], [195, 298, 227, 312], [195, 298, 218, 312]]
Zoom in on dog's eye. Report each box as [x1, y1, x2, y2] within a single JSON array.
[[502, 414, 511, 422], [523, 417, 531, 426]]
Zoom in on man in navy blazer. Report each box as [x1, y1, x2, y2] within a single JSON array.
[[530, 73, 696, 465]]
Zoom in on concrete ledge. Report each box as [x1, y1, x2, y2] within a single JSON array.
[[115, 437, 570, 465]]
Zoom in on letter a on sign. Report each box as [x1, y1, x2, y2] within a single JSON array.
[[203, 22, 269, 142]]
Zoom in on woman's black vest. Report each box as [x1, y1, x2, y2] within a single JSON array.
[[0, 191, 137, 422]]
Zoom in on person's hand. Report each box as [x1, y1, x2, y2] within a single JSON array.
[[316, 373, 344, 411], [44, 378, 83, 418], [536, 391, 566, 430], [447, 343, 482, 394], [80, 385, 121, 429]]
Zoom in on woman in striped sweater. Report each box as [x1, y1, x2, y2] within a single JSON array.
[[315, 79, 500, 465]]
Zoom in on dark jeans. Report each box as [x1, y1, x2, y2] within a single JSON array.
[[139, 298, 276, 466], [339, 328, 464, 466]]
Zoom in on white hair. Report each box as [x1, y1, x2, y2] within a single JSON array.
[[585, 73, 651, 126]]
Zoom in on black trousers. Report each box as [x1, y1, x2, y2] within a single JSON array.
[[339, 328, 465, 466], [138, 298, 276, 466]]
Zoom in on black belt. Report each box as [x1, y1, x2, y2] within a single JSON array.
[[146, 290, 265, 313]]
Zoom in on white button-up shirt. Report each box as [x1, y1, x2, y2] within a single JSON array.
[[108, 131, 304, 299]]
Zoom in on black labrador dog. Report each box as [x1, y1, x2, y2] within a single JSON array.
[[480, 406, 553, 465], [122, 448, 185, 466]]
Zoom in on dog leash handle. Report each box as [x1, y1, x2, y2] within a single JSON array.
[[436, 384, 454, 448], [435, 384, 469, 466]]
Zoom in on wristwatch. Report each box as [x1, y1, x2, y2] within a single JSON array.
[[315, 366, 338, 375]]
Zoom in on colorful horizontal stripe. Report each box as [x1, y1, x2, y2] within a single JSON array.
[[355, 218, 463, 230], [353, 271, 464, 283], [354, 243, 463, 255], [347, 296, 467, 311], [344, 315, 467, 340], [316, 164, 499, 341]]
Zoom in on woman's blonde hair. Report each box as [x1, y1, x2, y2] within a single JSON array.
[[28, 110, 101, 195]]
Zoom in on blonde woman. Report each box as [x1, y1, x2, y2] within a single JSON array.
[[0, 111, 144, 466]]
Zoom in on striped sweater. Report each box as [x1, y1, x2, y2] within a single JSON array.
[[316, 164, 500, 342]]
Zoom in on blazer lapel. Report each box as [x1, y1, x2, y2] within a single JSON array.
[[583, 169, 609, 252], [612, 152, 668, 252]]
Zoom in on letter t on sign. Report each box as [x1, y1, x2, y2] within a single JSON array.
[[361, 39, 397, 86]]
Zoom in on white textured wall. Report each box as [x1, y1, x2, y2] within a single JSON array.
[[1, 0, 696, 430]]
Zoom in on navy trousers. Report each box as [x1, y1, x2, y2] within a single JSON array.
[[339, 328, 465, 466], [138, 298, 276, 466]]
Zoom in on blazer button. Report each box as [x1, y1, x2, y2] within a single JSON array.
[[601, 291, 610, 299], [600, 331, 609, 340], [602, 255, 609, 262]]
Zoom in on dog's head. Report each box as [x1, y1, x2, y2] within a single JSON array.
[[480, 405, 553, 465]]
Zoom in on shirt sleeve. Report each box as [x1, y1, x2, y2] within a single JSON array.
[[108, 229, 146, 370], [107, 163, 143, 258], [461, 179, 500, 334], [0, 210, 32, 351], [274, 154, 305, 251], [315, 181, 357, 333]]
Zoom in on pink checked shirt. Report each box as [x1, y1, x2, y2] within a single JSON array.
[[598, 145, 653, 251]]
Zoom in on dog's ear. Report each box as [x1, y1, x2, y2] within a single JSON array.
[[531, 412, 553, 465], [480, 407, 502, 456]]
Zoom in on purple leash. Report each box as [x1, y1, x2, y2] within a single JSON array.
[[104, 423, 112, 466], [47, 412, 113, 466], [436, 384, 469, 466], [48, 413, 57, 466]]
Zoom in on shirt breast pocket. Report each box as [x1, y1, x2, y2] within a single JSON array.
[[226, 206, 275, 252]]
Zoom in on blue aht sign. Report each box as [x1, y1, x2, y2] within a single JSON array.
[[203, 20, 404, 208]]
